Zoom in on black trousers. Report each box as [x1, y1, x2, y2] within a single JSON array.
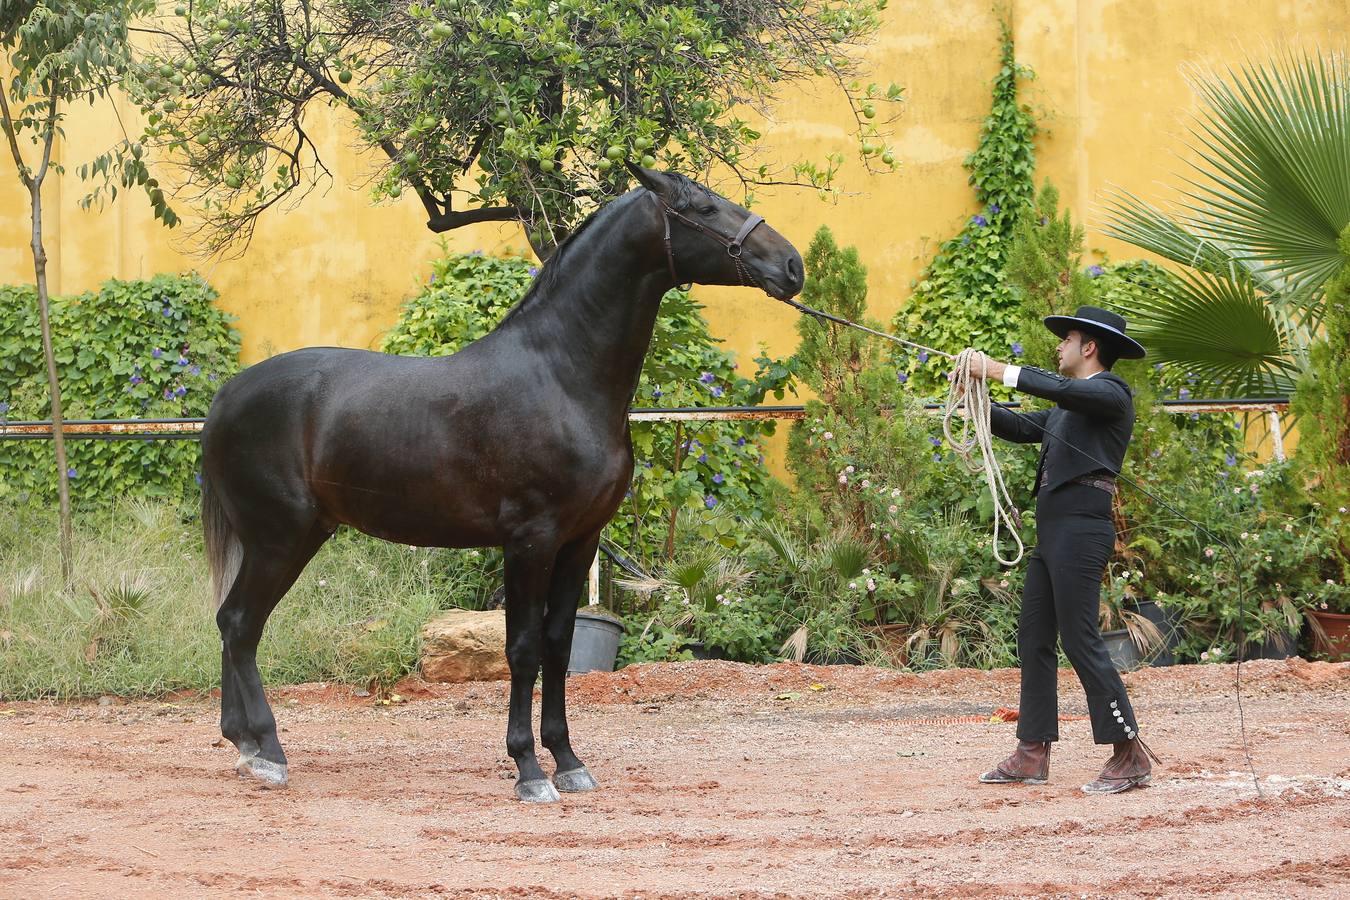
[[1016, 483, 1140, 744]]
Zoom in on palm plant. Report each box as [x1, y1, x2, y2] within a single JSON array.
[[1102, 50, 1350, 397]]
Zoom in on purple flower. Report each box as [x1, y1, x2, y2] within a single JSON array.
[[1087, 265, 1104, 278], [190, 365, 201, 376], [690, 439, 701, 448], [174, 385, 188, 398], [66, 467, 77, 478], [194, 472, 203, 486], [1154, 363, 1165, 372], [918, 350, 929, 364], [469, 250, 483, 257], [713, 473, 724, 484], [644, 461, 653, 468], [1179, 388, 1191, 400], [972, 215, 988, 227], [736, 437, 747, 446], [698, 453, 708, 463], [163, 388, 174, 400], [0, 401, 8, 413], [932, 453, 942, 463], [161, 307, 172, 317], [1189, 413, 1200, 421], [710, 385, 724, 398], [704, 495, 718, 509], [130, 375, 143, 385], [1225, 453, 1237, 466], [929, 436, 942, 447], [528, 266, 539, 277], [1011, 341, 1023, 357], [896, 371, 909, 384], [151, 347, 163, 359], [429, 273, 438, 284], [652, 387, 662, 399], [1039, 216, 1048, 226], [208, 373, 217, 381], [989, 204, 1001, 214], [699, 372, 715, 385], [177, 356, 189, 366]]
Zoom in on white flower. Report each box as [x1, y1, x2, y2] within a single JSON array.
[[884, 533, 892, 541], [866, 579, 876, 591], [999, 579, 1009, 588], [1240, 532, 1249, 540], [1201, 651, 1209, 660], [845, 465, 855, 474], [1328, 579, 1337, 586], [861, 479, 871, 488], [681, 597, 690, 606], [1341, 507, 1348, 514], [823, 431, 834, 440], [318, 579, 327, 587], [848, 582, 858, 590], [888, 505, 899, 514], [715, 594, 724, 602], [1204, 548, 1215, 558], [1285, 523, 1294, 532], [838, 475, 848, 485], [862, 568, 871, 576], [1264, 556, 1272, 563], [891, 489, 901, 498]]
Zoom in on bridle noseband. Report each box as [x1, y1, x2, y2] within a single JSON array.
[[649, 190, 765, 290]]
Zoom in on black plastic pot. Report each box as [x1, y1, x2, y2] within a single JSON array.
[[1239, 628, 1298, 661], [1128, 599, 1182, 667], [1102, 628, 1143, 672], [567, 609, 625, 675]]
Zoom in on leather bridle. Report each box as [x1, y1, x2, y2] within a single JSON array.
[[649, 190, 765, 290]]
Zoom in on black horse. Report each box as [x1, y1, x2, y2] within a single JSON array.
[[200, 167, 803, 802]]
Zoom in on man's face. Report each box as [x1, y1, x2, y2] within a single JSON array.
[[1056, 330, 1093, 376]]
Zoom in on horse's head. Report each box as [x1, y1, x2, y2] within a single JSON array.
[[629, 166, 804, 300]]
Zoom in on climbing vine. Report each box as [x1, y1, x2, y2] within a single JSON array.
[[892, 22, 1036, 396]]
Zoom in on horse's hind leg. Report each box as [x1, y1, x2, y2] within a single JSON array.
[[502, 535, 561, 803], [541, 533, 601, 793], [217, 526, 328, 787]]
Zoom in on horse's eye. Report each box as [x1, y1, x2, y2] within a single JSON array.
[[698, 205, 717, 216]]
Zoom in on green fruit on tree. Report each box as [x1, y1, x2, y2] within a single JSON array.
[[862, 103, 876, 119], [513, 112, 526, 126], [175, 4, 186, 15], [538, 159, 556, 173], [503, 127, 517, 139], [388, 184, 402, 198], [597, 158, 613, 171], [338, 69, 353, 84], [640, 154, 656, 167], [403, 151, 418, 167], [861, 142, 876, 155], [493, 108, 509, 124], [881, 150, 895, 165], [634, 136, 652, 150], [224, 175, 241, 189], [605, 145, 624, 161]]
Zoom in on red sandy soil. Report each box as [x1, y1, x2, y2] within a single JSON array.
[[2, 658, 1348, 899]]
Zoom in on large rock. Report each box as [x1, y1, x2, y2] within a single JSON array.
[[420, 609, 510, 683]]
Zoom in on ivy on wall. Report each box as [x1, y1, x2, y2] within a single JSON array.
[[0, 275, 240, 503], [892, 23, 1037, 395]]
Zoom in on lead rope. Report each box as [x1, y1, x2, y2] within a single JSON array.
[[943, 349, 1026, 566]]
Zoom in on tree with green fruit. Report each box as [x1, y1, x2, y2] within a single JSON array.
[[131, 0, 903, 256]]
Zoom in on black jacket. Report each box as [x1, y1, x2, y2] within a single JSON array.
[[989, 368, 1135, 495]]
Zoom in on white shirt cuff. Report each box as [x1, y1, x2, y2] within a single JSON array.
[[1002, 365, 1022, 389]]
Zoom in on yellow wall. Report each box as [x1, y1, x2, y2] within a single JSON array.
[[2, 0, 1345, 390]]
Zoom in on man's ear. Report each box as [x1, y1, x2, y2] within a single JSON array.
[[1081, 337, 1099, 360], [625, 161, 668, 197]]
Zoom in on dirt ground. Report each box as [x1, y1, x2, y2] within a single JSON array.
[[2, 658, 1348, 899]]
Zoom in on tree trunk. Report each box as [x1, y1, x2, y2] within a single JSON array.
[[29, 177, 73, 584]]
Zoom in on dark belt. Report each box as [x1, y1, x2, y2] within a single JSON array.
[[1041, 471, 1118, 495]]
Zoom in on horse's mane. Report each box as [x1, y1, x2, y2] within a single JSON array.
[[496, 173, 715, 327]]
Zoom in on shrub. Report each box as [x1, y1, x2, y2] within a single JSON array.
[[0, 274, 240, 503]]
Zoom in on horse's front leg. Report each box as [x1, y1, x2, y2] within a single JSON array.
[[541, 533, 602, 793], [502, 536, 560, 803]]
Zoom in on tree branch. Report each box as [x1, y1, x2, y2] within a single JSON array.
[[426, 205, 520, 233]]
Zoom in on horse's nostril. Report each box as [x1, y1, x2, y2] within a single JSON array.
[[786, 255, 804, 288]]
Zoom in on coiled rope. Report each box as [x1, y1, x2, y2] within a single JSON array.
[[943, 349, 1026, 566]]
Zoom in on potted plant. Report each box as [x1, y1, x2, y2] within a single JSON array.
[[1304, 578, 1350, 661], [1099, 564, 1164, 672]]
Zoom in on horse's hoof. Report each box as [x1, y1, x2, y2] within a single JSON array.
[[554, 767, 599, 793], [236, 755, 289, 788], [515, 778, 561, 804]]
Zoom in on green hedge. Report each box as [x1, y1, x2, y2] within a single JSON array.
[[0, 274, 240, 503]]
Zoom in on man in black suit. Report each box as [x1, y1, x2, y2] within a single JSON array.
[[958, 306, 1157, 794]]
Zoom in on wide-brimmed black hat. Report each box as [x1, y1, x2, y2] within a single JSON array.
[[1043, 305, 1146, 360]]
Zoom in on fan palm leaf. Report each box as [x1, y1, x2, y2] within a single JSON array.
[[1102, 50, 1350, 397]]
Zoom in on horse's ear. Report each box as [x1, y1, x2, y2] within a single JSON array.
[[625, 162, 669, 198]]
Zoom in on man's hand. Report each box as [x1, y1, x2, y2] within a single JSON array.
[[951, 350, 1009, 383]]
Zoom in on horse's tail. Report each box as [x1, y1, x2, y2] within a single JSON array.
[[202, 475, 244, 611]]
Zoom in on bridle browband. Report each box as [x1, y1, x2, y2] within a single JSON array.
[[648, 189, 765, 290]]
